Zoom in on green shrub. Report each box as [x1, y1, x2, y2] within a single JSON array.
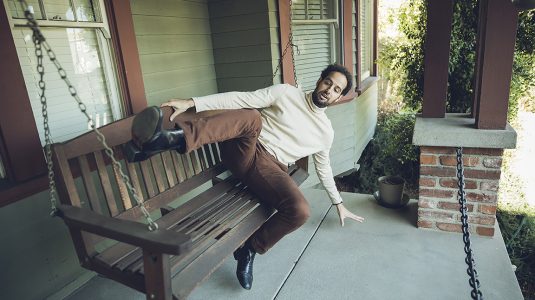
[[382, 0, 535, 119], [355, 111, 419, 194], [497, 210, 535, 299]]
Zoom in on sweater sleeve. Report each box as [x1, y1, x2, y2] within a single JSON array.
[[192, 84, 289, 112], [312, 149, 344, 205]]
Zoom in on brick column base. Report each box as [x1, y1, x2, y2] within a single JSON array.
[[417, 146, 502, 237]]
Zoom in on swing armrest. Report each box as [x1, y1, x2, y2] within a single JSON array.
[[57, 205, 191, 255]]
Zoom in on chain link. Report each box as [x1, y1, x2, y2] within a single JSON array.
[[20, 0, 158, 231], [271, 0, 299, 87], [30, 18, 58, 216], [456, 147, 483, 300]]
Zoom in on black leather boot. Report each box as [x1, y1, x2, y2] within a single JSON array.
[[124, 106, 186, 162], [233, 241, 256, 290]]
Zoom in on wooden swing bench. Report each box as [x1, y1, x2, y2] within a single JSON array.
[[52, 112, 308, 300]]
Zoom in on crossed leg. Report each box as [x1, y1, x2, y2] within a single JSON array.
[[172, 108, 310, 254]]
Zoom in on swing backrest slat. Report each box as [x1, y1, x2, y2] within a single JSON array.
[[139, 159, 157, 198], [203, 144, 215, 168], [161, 151, 177, 187], [77, 155, 102, 214], [170, 151, 187, 183], [189, 151, 202, 175], [150, 155, 167, 193], [93, 150, 119, 216], [123, 151, 144, 202], [111, 160, 132, 210]]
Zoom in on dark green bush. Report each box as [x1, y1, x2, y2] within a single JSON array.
[[355, 111, 419, 194], [384, 0, 535, 118], [497, 211, 535, 299]]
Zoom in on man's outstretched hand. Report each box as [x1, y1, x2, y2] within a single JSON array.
[[161, 99, 195, 121], [335, 204, 364, 227]]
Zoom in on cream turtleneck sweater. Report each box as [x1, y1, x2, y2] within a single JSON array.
[[192, 83, 343, 204]]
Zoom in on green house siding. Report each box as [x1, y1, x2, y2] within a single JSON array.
[[304, 84, 378, 189], [354, 85, 378, 159], [131, 0, 218, 105], [208, 0, 280, 92], [0, 191, 88, 300]]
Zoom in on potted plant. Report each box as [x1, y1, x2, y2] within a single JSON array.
[[374, 175, 409, 208]]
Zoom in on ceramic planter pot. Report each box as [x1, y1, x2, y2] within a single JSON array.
[[376, 175, 408, 208]]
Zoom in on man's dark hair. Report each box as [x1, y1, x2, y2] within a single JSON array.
[[320, 64, 353, 95]]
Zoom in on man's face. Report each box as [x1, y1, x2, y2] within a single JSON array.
[[311, 71, 348, 108]]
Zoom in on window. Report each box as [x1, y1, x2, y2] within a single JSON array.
[[7, 0, 122, 145], [280, 0, 377, 95], [358, 0, 374, 81], [1, 0, 146, 204], [292, 0, 340, 92]]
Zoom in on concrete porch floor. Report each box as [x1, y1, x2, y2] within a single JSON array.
[[61, 189, 523, 300]]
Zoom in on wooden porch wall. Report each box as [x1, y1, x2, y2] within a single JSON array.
[[208, 0, 279, 91], [304, 85, 378, 188], [130, 0, 218, 106]]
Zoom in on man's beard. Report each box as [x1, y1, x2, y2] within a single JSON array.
[[311, 90, 328, 108]]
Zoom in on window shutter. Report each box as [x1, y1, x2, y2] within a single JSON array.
[[293, 23, 334, 91], [13, 27, 116, 145], [292, 0, 338, 92]]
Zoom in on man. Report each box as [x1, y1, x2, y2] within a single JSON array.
[[126, 64, 364, 290]]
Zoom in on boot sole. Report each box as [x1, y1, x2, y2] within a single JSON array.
[[132, 106, 162, 148]]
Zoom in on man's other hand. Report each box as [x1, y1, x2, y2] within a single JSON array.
[[335, 203, 364, 227], [161, 99, 195, 121]]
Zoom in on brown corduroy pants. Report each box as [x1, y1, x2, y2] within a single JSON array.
[[170, 108, 310, 254]]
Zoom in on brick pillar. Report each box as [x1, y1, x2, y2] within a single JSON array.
[[417, 146, 503, 237]]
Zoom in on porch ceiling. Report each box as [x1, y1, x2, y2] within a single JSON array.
[[64, 190, 522, 300]]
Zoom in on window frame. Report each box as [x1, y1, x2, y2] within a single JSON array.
[[0, 0, 147, 207], [278, 0, 378, 104]]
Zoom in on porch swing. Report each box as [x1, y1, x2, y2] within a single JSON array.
[[18, 0, 489, 299], [20, 1, 308, 299]]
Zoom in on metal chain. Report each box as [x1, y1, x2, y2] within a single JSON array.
[[31, 19, 58, 217], [456, 147, 483, 300], [20, 0, 158, 231], [271, 0, 300, 87]]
